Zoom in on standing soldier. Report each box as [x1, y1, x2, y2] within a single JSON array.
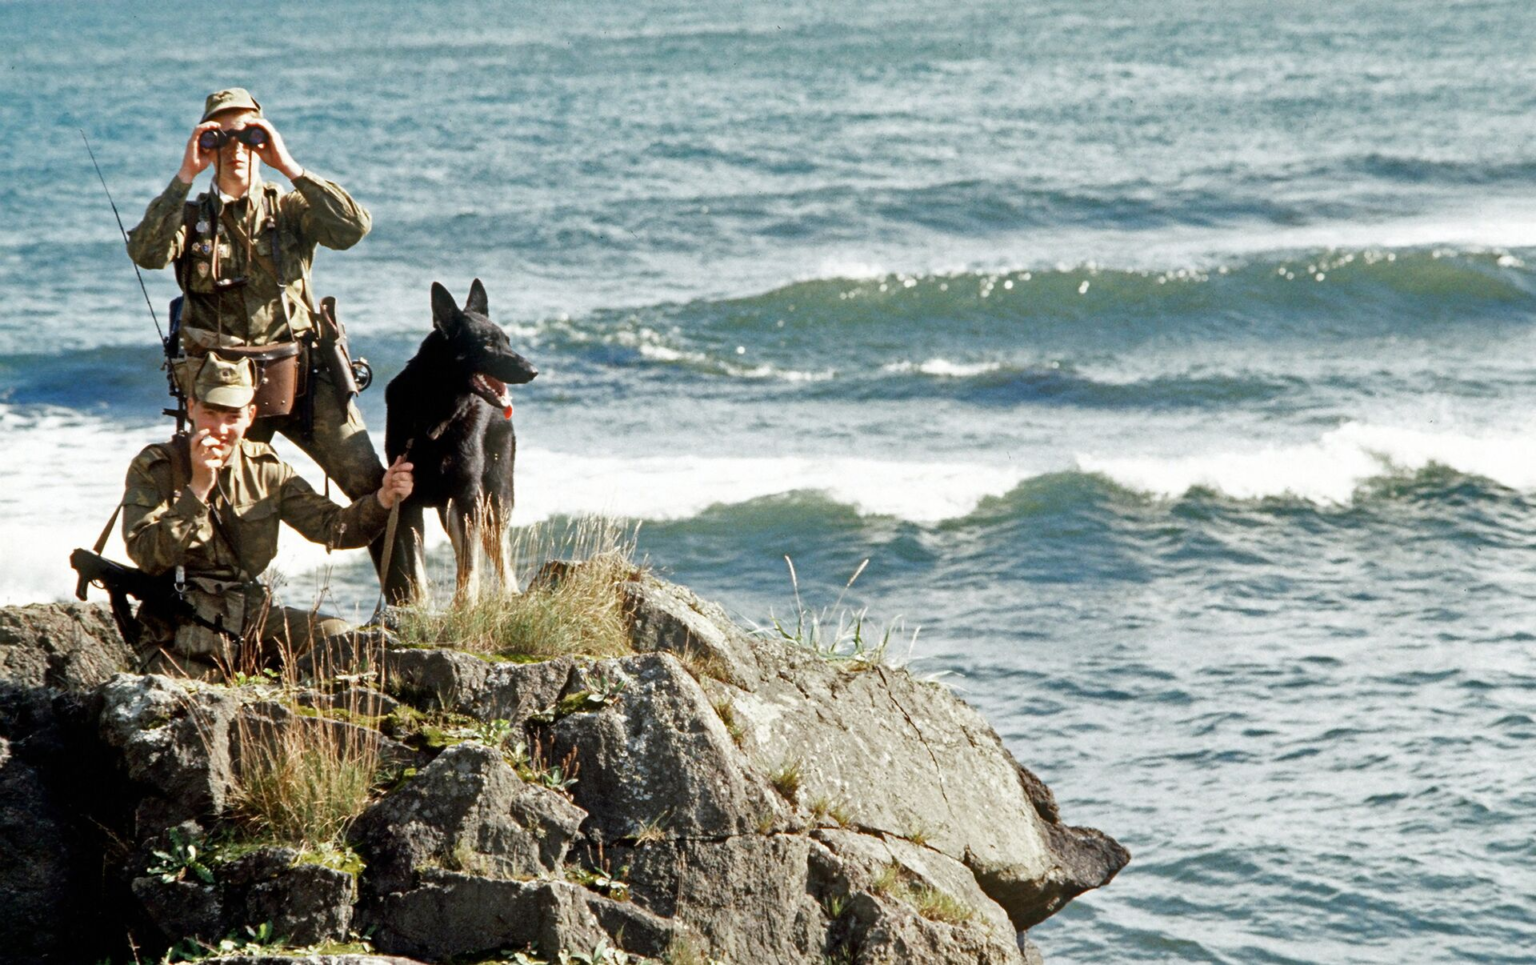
[[122, 355, 413, 679], [126, 87, 388, 574]]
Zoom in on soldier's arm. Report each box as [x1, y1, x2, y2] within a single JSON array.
[[275, 463, 390, 550], [121, 449, 216, 576], [283, 174, 372, 250], [125, 178, 192, 269]]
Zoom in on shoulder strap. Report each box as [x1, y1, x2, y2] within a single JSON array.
[[93, 503, 123, 555], [96, 438, 189, 554]]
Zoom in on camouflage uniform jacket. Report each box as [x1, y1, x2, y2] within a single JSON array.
[[121, 435, 388, 654], [125, 174, 371, 350]]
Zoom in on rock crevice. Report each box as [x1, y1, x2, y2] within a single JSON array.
[[0, 575, 1128, 964]]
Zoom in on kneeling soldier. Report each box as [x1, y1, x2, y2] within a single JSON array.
[[122, 355, 413, 679]]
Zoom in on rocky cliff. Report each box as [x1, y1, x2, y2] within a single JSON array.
[[0, 576, 1127, 965]]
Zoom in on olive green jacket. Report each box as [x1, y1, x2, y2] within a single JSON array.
[[125, 173, 371, 350], [122, 435, 387, 653]]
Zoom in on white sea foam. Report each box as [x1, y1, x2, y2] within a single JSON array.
[[0, 406, 442, 608], [882, 359, 1006, 378], [1079, 421, 1536, 503], [10, 405, 1536, 606], [511, 448, 1024, 526]]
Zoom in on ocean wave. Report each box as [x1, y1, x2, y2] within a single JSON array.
[[529, 247, 1536, 382], [1078, 421, 1536, 505]]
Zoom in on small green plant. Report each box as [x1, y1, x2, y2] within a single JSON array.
[[469, 717, 517, 748], [866, 861, 976, 925], [589, 671, 629, 702], [535, 762, 578, 794], [763, 557, 918, 671], [568, 864, 630, 901], [807, 794, 854, 828], [821, 891, 849, 919], [907, 883, 977, 925], [159, 922, 283, 963], [631, 811, 669, 845], [506, 737, 581, 797], [227, 667, 279, 687], [870, 861, 902, 897], [710, 695, 745, 747], [755, 809, 777, 835], [768, 755, 803, 801], [147, 827, 214, 885], [903, 820, 932, 847], [554, 940, 647, 964]]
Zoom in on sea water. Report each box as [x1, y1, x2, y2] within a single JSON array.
[[1, 1, 1533, 960]]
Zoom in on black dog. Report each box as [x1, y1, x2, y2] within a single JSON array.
[[383, 280, 538, 603]]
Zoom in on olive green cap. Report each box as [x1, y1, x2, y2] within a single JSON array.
[[201, 87, 263, 123], [193, 355, 257, 408]]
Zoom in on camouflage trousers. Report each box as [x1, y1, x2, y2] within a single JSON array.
[[136, 591, 352, 682], [245, 368, 389, 578]]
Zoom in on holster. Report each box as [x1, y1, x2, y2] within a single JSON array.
[[316, 296, 360, 400]]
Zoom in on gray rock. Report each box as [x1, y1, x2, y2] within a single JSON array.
[[812, 828, 1016, 940], [222, 846, 356, 946], [1019, 933, 1046, 965], [364, 870, 680, 960], [199, 958, 424, 965], [0, 735, 77, 961], [386, 647, 492, 711], [841, 892, 1024, 965], [712, 625, 1128, 929], [616, 833, 826, 963], [0, 601, 132, 691], [549, 653, 789, 841], [351, 743, 586, 894], [132, 873, 227, 947], [623, 578, 761, 689], [133, 843, 357, 949], [97, 674, 241, 834], [387, 648, 578, 726]]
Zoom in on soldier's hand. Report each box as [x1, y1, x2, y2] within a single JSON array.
[[377, 455, 414, 510], [244, 118, 304, 181], [177, 122, 222, 184], [188, 429, 229, 501]]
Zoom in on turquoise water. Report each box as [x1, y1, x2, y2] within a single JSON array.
[[3, 1, 1535, 960]]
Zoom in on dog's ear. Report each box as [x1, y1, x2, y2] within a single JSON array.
[[431, 282, 460, 334], [465, 278, 489, 316]]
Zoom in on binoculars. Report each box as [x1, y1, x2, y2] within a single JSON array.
[[198, 126, 268, 151]]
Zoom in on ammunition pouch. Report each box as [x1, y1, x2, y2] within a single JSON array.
[[179, 342, 308, 419], [68, 548, 238, 650]]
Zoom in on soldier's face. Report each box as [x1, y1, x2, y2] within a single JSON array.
[[189, 400, 257, 446], [212, 109, 261, 190]]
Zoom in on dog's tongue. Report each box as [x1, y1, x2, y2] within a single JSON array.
[[503, 402, 513, 420]]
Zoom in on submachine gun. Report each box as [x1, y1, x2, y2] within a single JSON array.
[[69, 549, 235, 649]]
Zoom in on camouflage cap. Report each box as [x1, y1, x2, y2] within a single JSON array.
[[193, 354, 257, 408], [201, 87, 263, 123]]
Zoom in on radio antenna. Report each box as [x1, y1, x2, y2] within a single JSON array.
[[80, 129, 165, 344]]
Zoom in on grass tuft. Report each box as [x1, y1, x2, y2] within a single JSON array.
[[395, 516, 642, 662], [908, 883, 978, 925], [767, 755, 803, 801], [230, 714, 380, 853], [761, 556, 918, 671], [710, 695, 746, 747], [807, 794, 853, 828], [867, 860, 977, 925], [227, 636, 387, 854]]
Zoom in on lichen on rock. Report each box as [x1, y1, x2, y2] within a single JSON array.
[[0, 574, 1128, 964]]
